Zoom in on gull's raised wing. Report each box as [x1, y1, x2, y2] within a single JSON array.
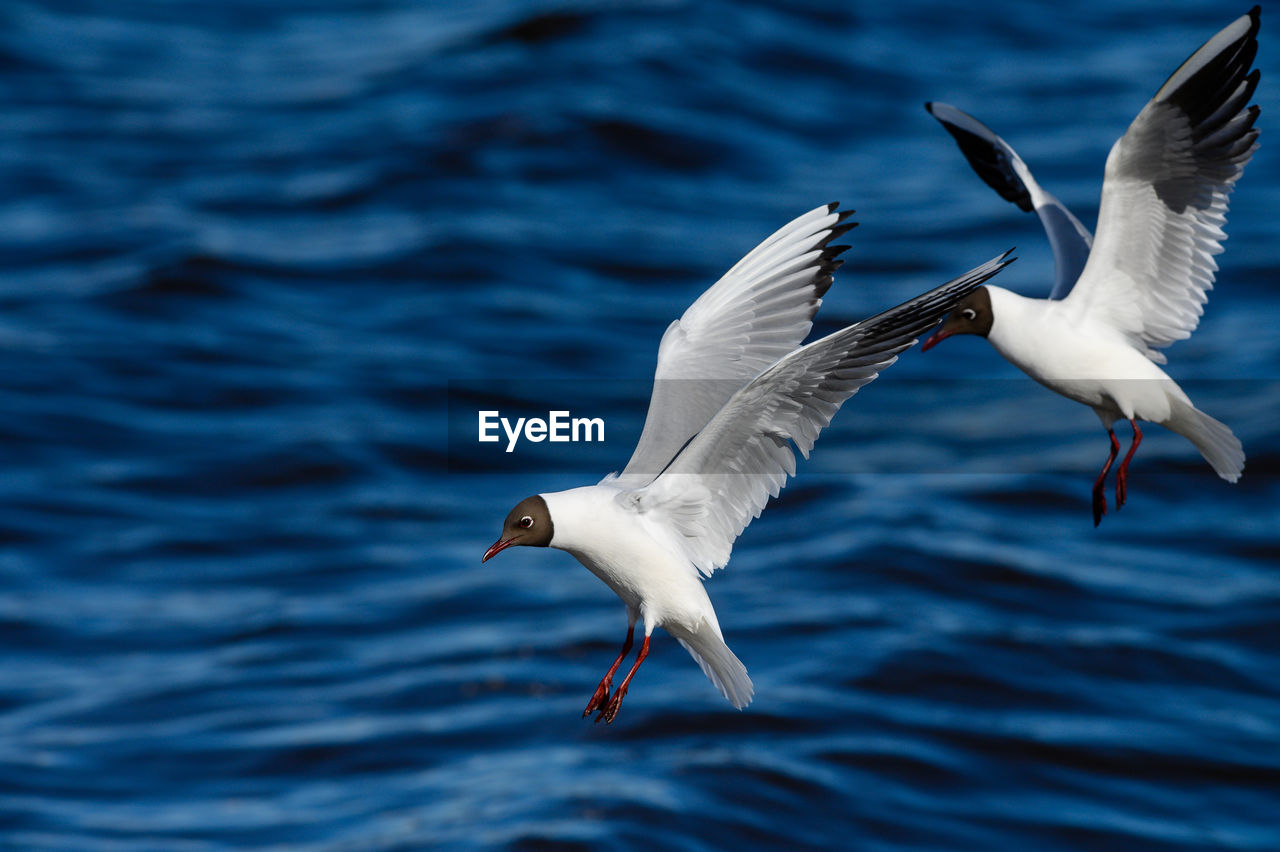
[[1063, 7, 1260, 363], [624, 251, 1015, 577], [615, 204, 855, 483], [926, 101, 1093, 300]]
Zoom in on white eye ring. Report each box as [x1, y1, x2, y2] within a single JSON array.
[[518, 515, 534, 529], [961, 308, 977, 321]]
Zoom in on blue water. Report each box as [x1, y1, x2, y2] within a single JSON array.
[[3, 1, 1278, 849]]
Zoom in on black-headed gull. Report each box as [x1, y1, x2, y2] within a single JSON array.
[[483, 203, 1013, 721], [922, 7, 1259, 525]]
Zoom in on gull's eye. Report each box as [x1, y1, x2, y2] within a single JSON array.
[[961, 308, 977, 321], [518, 515, 534, 529]]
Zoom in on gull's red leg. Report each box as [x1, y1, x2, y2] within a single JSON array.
[[1093, 428, 1121, 527], [584, 623, 634, 718], [596, 634, 650, 724], [1116, 419, 1143, 510]]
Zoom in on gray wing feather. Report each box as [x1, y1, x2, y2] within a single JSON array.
[[1065, 8, 1260, 359], [615, 204, 855, 483], [633, 251, 1016, 576]]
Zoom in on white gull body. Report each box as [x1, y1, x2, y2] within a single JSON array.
[[540, 483, 751, 708], [924, 7, 1259, 524], [484, 202, 1013, 721]]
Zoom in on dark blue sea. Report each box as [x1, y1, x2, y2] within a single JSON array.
[[3, 1, 1278, 849]]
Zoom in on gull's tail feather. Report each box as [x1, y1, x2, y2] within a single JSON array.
[[1166, 398, 1244, 482], [673, 624, 754, 710]]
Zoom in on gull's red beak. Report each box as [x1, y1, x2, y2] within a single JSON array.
[[920, 327, 953, 352], [482, 537, 517, 563]]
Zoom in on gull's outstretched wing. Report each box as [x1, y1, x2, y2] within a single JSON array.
[[615, 204, 855, 483], [1064, 7, 1260, 363], [926, 101, 1093, 300], [624, 251, 1015, 577]]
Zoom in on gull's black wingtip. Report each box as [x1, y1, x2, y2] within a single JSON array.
[[813, 210, 858, 299], [817, 220, 858, 254], [926, 103, 1036, 214], [1157, 5, 1263, 145], [978, 247, 1019, 278], [825, 202, 857, 224], [828, 222, 858, 241]]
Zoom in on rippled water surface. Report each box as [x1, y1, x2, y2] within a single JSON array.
[[3, 1, 1279, 849]]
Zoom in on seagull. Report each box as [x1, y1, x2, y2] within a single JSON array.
[[922, 7, 1259, 525], [483, 202, 1013, 722]]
